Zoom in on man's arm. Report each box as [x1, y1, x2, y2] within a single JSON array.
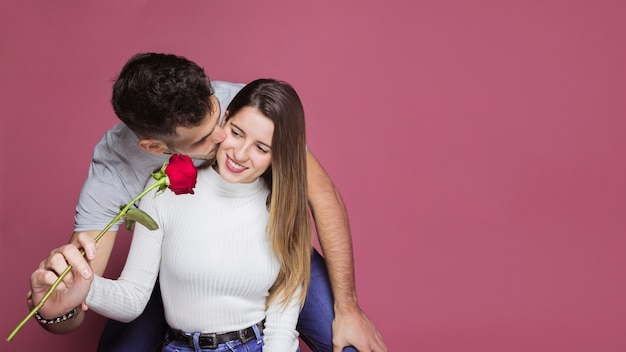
[[306, 150, 387, 352]]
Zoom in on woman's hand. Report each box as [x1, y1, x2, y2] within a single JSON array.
[[29, 232, 97, 319]]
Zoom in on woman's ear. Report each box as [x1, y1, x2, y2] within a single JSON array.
[[138, 139, 169, 155]]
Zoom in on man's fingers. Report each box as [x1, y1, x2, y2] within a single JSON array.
[[41, 244, 93, 286], [57, 244, 93, 280], [371, 327, 387, 351], [373, 338, 389, 352], [75, 232, 98, 260]]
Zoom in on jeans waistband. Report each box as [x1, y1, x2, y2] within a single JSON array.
[[167, 321, 264, 350]]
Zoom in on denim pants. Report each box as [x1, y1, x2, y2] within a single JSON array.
[[161, 324, 267, 352], [97, 249, 357, 352]]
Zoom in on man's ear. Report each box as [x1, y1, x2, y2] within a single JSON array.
[[138, 139, 169, 155]]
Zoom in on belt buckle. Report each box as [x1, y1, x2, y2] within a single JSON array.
[[238, 328, 253, 344], [198, 332, 218, 349]]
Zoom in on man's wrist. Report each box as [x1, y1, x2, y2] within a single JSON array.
[[333, 294, 360, 315]]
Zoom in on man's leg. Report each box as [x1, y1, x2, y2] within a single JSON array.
[[297, 249, 357, 352], [97, 279, 168, 352]]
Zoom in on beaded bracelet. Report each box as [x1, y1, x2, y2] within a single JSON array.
[[34, 307, 78, 325]]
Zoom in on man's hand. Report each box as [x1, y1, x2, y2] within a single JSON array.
[[332, 306, 388, 352]]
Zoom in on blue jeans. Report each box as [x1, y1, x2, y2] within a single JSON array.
[[162, 324, 267, 352], [97, 249, 357, 352]]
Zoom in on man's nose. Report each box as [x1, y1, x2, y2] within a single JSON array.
[[213, 125, 226, 143]]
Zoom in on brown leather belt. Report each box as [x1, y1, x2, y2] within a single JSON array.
[[167, 321, 264, 349]]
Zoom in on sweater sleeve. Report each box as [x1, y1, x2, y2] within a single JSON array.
[[86, 190, 163, 322], [261, 286, 302, 352]]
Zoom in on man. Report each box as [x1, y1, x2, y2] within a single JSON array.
[[29, 53, 387, 352]]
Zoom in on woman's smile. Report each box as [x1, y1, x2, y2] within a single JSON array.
[[225, 155, 247, 173]]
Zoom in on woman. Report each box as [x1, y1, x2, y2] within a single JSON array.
[[30, 78, 311, 351]]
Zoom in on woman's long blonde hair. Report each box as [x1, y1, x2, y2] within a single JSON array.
[[224, 78, 311, 308]]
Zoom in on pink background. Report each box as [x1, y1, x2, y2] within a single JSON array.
[[1, 1, 625, 351]]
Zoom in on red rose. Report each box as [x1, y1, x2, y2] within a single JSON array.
[[165, 154, 197, 194]]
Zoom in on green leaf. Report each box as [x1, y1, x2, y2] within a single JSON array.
[[152, 159, 168, 181], [124, 219, 136, 232], [124, 208, 159, 231]]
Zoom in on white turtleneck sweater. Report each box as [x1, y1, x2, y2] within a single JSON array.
[[86, 167, 301, 351]]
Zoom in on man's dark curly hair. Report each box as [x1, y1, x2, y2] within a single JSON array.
[[111, 52, 215, 139]]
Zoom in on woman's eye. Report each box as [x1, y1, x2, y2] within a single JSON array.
[[257, 145, 269, 153], [231, 129, 242, 137]]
